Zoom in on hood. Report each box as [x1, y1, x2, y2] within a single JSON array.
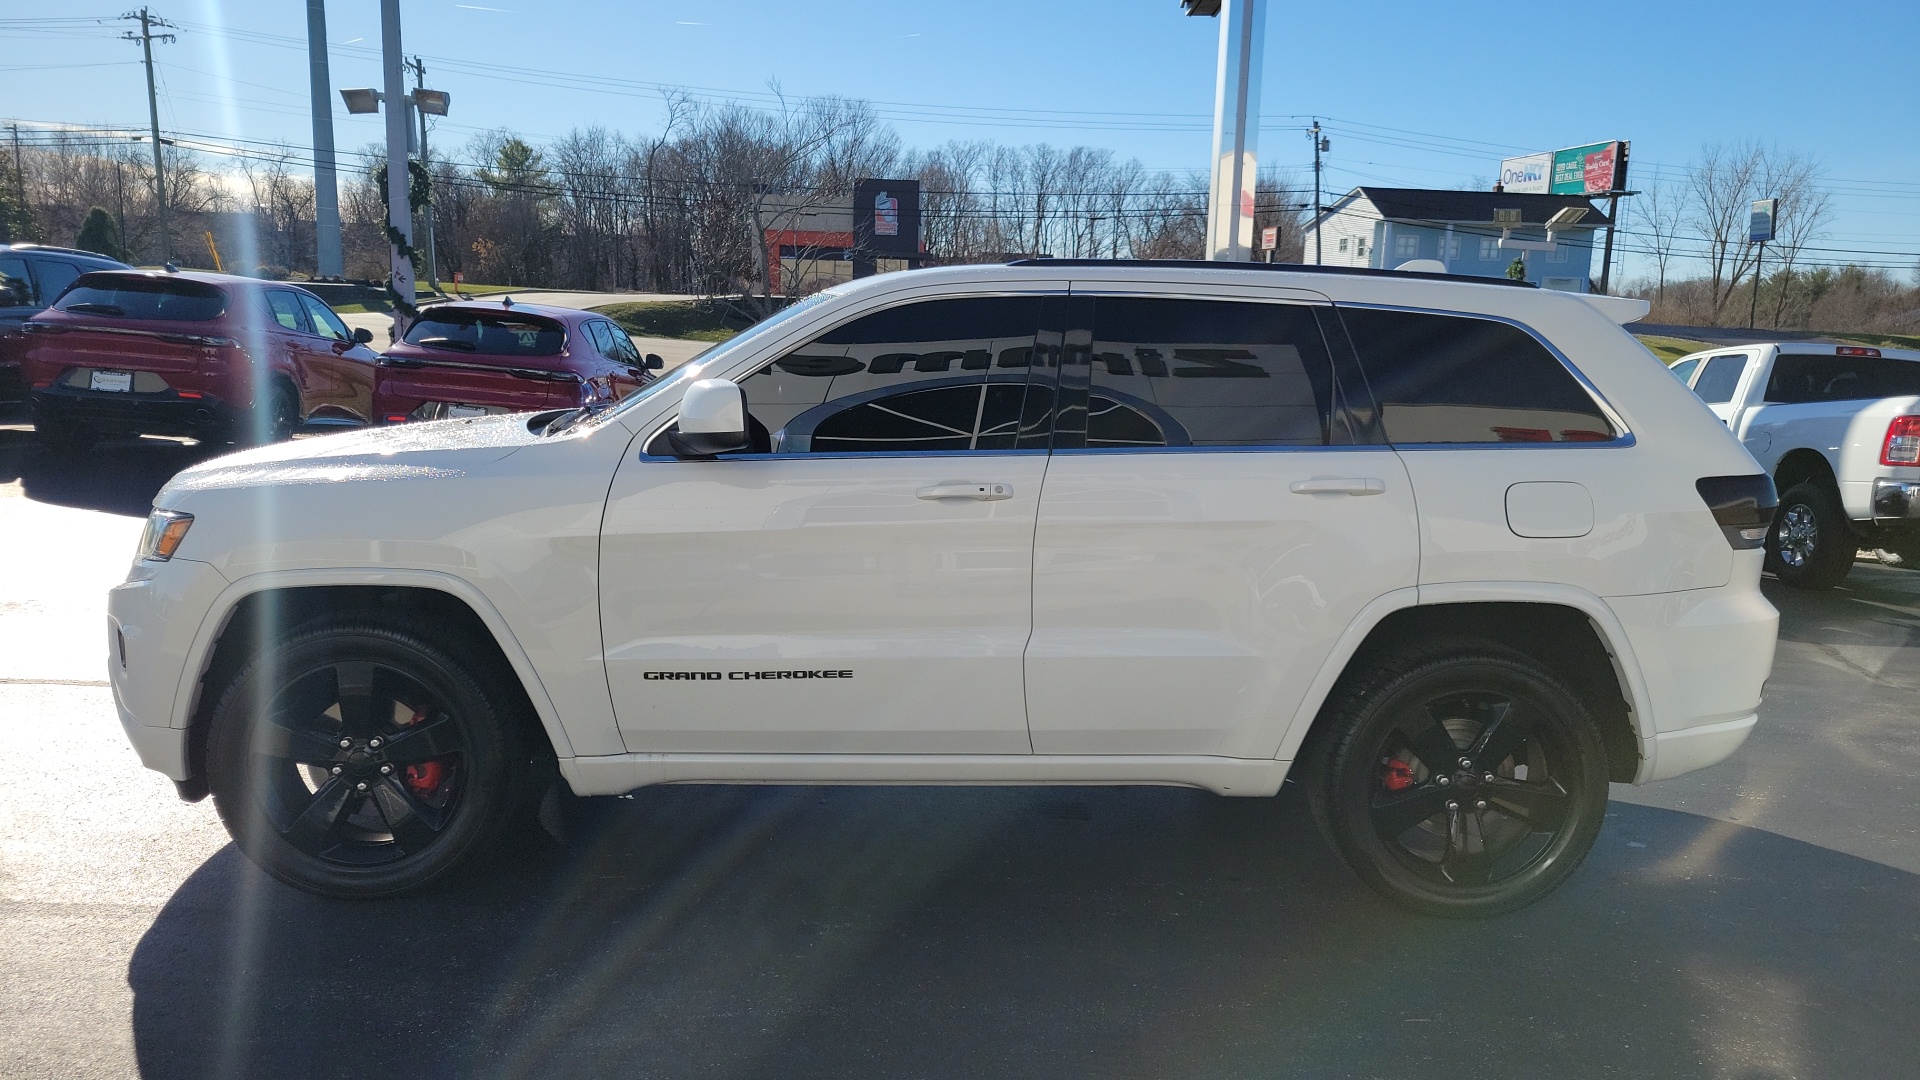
[[157, 410, 558, 502]]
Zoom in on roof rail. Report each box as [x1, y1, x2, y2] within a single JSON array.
[[1004, 257, 1539, 289], [2, 242, 124, 261]]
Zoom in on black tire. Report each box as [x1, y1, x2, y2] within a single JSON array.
[[35, 417, 98, 455], [1302, 641, 1611, 918], [205, 615, 531, 899], [236, 380, 299, 445], [1766, 481, 1857, 590]]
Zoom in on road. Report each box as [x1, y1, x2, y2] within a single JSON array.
[[1, 423, 1916, 1079]]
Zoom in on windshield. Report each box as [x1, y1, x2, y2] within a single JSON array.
[[598, 291, 840, 423], [54, 275, 227, 321], [404, 309, 566, 355]]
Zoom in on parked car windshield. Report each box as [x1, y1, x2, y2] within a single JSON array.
[[600, 288, 840, 424], [404, 309, 566, 356], [52, 275, 227, 321]]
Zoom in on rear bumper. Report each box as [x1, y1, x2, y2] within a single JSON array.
[[1606, 551, 1779, 784], [32, 384, 240, 438]]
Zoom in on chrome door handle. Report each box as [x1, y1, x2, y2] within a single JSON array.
[[1290, 477, 1385, 496], [917, 482, 1013, 501]]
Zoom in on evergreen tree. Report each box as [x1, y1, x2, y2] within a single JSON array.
[[75, 207, 128, 262], [1505, 256, 1528, 281], [0, 164, 38, 244]]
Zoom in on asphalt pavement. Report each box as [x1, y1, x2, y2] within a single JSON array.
[[1, 419, 1916, 1080]]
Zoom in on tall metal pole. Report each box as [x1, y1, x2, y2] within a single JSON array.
[[1203, 0, 1264, 261], [306, 0, 342, 278], [408, 55, 440, 291], [1310, 119, 1324, 265], [125, 8, 175, 263], [1596, 193, 1620, 295], [380, 0, 414, 334], [1749, 239, 1764, 330]]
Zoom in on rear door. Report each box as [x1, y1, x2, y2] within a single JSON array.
[[599, 290, 1064, 754], [1024, 288, 1419, 758], [1687, 352, 1755, 426]]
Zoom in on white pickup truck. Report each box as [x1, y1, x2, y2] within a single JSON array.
[[1671, 342, 1920, 588]]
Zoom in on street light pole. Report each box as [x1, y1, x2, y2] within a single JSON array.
[[123, 7, 176, 263], [407, 55, 440, 291], [1189, 0, 1264, 261], [306, 0, 343, 278], [380, 0, 414, 335]]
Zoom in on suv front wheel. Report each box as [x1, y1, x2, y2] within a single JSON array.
[[1304, 642, 1610, 918], [206, 616, 530, 898]]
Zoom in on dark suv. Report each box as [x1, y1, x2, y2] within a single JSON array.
[[0, 244, 130, 403], [22, 269, 378, 451]]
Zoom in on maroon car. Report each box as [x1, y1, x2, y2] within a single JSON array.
[[372, 298, 659, 424], [23, 269, 378, 451]]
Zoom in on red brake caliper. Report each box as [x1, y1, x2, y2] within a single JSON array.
[[1379, 757, 1415, 792], [401, 709, 446, 797]]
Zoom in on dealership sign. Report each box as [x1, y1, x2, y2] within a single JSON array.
[[1499, 141, 1628, 196]]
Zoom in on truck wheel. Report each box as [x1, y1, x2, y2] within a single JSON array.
[[1766, 482, 1856, 590], [205, 615, 531, 899], [1302, 641, 1610, 918]]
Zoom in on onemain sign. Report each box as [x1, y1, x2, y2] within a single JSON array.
[[1499, 141, 1628, 196]]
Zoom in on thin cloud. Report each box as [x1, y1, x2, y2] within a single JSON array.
[[676, 20, 709, 25], [455, 4, 512, 11]]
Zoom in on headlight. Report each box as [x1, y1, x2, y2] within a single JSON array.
[[138, 509, 194, 561]]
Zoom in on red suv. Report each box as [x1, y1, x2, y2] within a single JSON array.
[[372, 298, 659, 424], [23, 269, 378, 451]]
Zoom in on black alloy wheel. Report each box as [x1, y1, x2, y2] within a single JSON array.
[[238, 381, 299, 445], [1306, 643, 1609, 918], [207, 617, 528, 898], [1766, 481, 1857, 590]]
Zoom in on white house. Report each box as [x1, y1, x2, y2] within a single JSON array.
[[1299, 187, 1611, 292]]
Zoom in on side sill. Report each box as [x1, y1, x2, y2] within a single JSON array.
[[558, 753, 1291, 798]]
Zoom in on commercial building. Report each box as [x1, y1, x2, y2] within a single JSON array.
[[1300, 187, 1611, 292]]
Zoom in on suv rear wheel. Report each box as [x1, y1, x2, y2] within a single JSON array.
[[1304, 642, 1610, 918], [1766, 481, 1856, 590], [205, 616, 530, 898]]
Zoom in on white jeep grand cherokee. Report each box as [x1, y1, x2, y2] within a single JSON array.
[[109, 261, 1779, 916]]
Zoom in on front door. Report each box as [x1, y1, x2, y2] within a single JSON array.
[[599, 291, 1065, 754], [1025, 290, 1420, 758]]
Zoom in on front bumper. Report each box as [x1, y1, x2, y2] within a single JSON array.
[[32, 384, 241, 439], [108, 557, 230, 782]]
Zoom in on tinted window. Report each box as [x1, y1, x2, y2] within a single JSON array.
[[737, 296, 1051, 454], [1340, 307, 1618, 444], [0, 256, 29, 306], [403, 309, 565, 356], [266, 290, 310, 332], [1072, 297, 1335, 447], [600, 321, 641, 363], [1691, 354, 1749, 405], [54, 274, 228, 321], [298, 293, 351, 341], [1764, 353, 1920, 404], [33, 260, 82, 302], [1669, 357, 1701, 383]]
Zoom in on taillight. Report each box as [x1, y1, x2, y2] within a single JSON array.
[[1696, 474, 1778, 550], [1883, 416, 1920, 467], [1837, 346, 1881, 358]]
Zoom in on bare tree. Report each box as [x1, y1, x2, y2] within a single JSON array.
[[1637, 179, 1686, 305], [1686, 141, 1766, 320], [1759, 151, 1831, 328]]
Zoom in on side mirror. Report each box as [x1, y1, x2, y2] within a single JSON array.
[[352, 326, 374, 344], [666, 378, 750, 457], [644, 353, 664, 370]]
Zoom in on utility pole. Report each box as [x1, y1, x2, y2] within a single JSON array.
[[380, 0, 414, 335], [122, 7, 176, 264], [306, 0, 343, 278], [406, 54, 440, 290], [1749, 238, 1765, 330], [1309, 119, 1326, 265]]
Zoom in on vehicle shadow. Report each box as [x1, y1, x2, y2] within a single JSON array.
[[128, 787, 1915, 1080], [0, 418, 220, 518]]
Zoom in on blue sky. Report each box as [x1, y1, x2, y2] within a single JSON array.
[[4, 0, 1917, 280]]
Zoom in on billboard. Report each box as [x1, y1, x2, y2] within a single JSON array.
[[1749, 198, 1778, 243], [1499, 141, 1628, 196], [853, 178, 922, 257]]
